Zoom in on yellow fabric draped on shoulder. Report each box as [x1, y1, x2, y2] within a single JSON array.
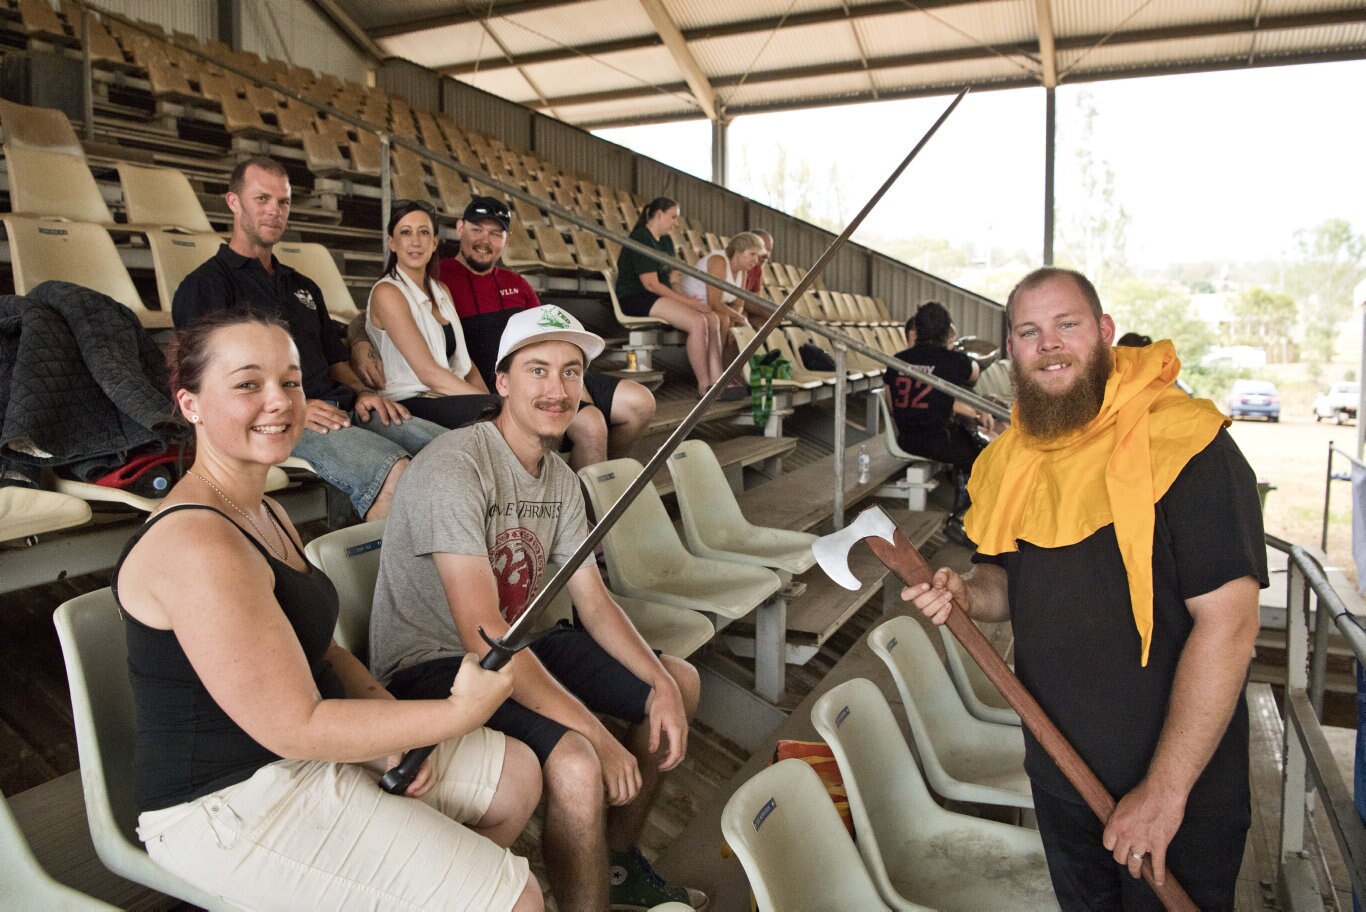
[[963, 341, 1228, 665]]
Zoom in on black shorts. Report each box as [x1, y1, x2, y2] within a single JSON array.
[[617, 291, 656, 318], [581, 370, 620, 423], [386, 624, 653, 764], [401, 394, 500, 429]]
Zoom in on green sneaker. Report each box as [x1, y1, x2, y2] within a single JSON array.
[[608, 846, 709, 911]]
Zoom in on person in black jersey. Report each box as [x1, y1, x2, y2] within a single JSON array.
[[883, 301, 992, 544], [115, 310, 542, 911]]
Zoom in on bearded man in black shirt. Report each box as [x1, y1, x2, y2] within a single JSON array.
[[905, 268, 1265, 911]]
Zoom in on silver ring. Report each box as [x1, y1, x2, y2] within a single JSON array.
[[1130, 852, 1143, 862]]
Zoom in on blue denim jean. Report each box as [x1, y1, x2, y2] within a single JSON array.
[[291, 411, 443, 517]]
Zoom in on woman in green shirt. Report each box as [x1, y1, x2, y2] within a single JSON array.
[[614, 197, 730, 398]]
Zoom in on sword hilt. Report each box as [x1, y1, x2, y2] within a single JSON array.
[[379, 625, 556, 795]]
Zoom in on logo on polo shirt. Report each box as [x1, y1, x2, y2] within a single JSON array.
[[537, 305, 572, 329], [294, 288, 317, 311]]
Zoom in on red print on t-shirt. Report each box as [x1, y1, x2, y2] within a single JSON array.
[[489, 527, 546, 623]]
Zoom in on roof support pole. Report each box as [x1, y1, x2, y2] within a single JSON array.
[[216, 0, 241, 50], [711, 115, 729, 187], [1042, 85, 1056, 266]]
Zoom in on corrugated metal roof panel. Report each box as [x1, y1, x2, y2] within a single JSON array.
[[350, 0, 1365, 126], [554, 95, 701, 125], [455, 69, 540, 104], [1053, 0, 1255, 38], [665, 0, 834, 32], [1059, 34, 1252, 76], [871, 55, 1036, 91], [691, 25, 866, 75], [1267, 0, 1366, 14], [521, 46, 685, 94], [854, 7, 1034, 58], [491, 0, 655, 55], [379, 23, 492, 69], [721, 71, 877, 107], [1249, 20, 1366, 54]]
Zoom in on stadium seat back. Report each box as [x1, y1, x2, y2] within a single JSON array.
[[117, 163, 214, 233]]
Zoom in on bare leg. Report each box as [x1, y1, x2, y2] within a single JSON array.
[[606, 380, 657, 459], [703, 312, 724, 387], [472, 738, 542, 848], [565, 406, 609, 471], [363, 457, 408, 521], [606, 656, 701, 852], [649, 298, 718, 395], [541, 732, 608, 912]]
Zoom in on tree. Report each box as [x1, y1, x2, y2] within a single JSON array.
[[1106, 278, 1213, 364], [1284, 218, 1366, 364], [1055, 91, 1131, 296], [1229, 287, 1296, 362]]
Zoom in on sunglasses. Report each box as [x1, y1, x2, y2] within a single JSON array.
[[466, 203, 510, 221]]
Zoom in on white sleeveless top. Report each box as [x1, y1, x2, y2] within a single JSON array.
[[365, 269, 472, 401], [679, 249, 739, 304]]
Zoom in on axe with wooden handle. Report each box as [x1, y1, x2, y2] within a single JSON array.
[[812, 506, 1196, 912]]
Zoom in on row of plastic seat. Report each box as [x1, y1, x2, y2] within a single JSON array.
[[722, 615, 1050, 911]]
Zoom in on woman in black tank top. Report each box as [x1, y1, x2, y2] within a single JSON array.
[[116, 310, 540, 911]]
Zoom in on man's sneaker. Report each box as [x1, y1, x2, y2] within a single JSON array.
[[608, 846, 709, 911]]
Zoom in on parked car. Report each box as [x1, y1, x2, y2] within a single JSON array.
[[1226, 380, 1280, 422], [1313, 381, 1359, 424]]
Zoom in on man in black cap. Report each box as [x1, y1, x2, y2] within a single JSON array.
[[436, 196, 656, 469]]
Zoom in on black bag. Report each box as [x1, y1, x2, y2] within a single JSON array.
[[799, 341, 837, 371]]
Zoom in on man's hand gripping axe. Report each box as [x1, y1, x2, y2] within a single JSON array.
[[812, 506, 1196, 912]]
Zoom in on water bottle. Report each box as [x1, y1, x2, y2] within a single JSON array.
[[857, 444, 870, 485]]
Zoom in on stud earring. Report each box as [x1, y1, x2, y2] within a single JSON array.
[[190, 414, 199, 423]]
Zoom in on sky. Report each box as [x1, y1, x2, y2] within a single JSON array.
[[596, 60, 1366, 270]]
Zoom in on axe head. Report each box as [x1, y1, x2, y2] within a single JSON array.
[[812, 507, 898, 590]]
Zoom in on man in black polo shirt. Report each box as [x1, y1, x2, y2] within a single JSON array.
[[173, 156, 441, 521]]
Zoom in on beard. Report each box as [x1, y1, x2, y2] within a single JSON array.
[[1011, 339, 1112, 439], [461, 244, 498, 273]]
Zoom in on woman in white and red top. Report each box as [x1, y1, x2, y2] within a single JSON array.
[[366, 200, 498, 428], [679, 232, 765, 337]]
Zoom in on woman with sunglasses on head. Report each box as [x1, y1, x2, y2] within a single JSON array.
[[117, 309, 542, 911], [366, 199, 499, 428]]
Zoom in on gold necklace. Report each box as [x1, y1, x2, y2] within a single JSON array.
[[187, 470, 289, 562]]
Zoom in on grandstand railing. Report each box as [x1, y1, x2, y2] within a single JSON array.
[[73, 0, 1016, 436], [69, 1, 1010, 537], [1269, 531, 1366, 908]]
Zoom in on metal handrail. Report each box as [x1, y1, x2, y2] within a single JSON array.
[[1267, 531, 1366, 908], [75, 0, 1012, 425]]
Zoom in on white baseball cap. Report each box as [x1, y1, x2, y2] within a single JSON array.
[[496, 304, 606, 367]]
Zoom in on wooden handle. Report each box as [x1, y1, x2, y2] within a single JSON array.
[[867, 527, 1197, 912]]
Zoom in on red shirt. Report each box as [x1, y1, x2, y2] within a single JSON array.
[[439, 257, 542, 386]]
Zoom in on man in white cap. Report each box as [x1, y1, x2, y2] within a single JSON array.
[[369, 304, 704, 912]]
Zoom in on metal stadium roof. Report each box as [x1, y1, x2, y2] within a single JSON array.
[[319, 0, 1366, 129]]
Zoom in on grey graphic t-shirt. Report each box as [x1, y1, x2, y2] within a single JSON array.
[[368, 421, 590, 684]]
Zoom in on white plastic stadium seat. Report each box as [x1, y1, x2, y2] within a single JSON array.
[[721, 759, 891, 911], [53, 590, 222, 910], [0, 790, 117, 910], [0, 486, 91, 543], [813, 678, 1054, 910], [869, 615, 1033, 809], [116, 162, 216, 233], [938, 624, 1021, 726], [579, 458, 781, 624], [303, 520, 385, 660], [273, 242, 360, 321], [666, 439, 816, 578]]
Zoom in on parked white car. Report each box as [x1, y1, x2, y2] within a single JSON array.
[[1313, 382, 1359, 424]]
